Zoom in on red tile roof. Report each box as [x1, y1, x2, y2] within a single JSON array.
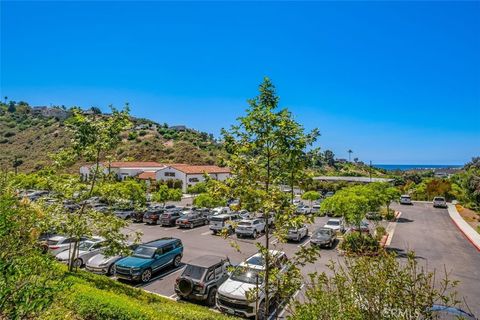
[[169, 164, 231, 174], [106, 161, 165, 168], [137, 171, 157, 180]]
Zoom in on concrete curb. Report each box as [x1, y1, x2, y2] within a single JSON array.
[[447, 204, 480, 252]]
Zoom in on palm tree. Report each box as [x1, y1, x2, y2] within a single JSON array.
[[348, 149, 353, 162], [4, 96, 7, 104]]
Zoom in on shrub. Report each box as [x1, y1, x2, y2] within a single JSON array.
[[340, 232, 380, 255], [127, 132, 137, 140], [375, 226, 386, 240], [4, 131, 15, 137], [138, 130, 147, 136]]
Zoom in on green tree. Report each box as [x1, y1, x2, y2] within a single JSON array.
[[222, 77, 319, 319], [186, 181, 207, 194], [324, 149, 335, 167], [52, 105, 134, 271], [301, 190, 320, 208], [96, 180, 146, 207], [0, 176, 64, 319], [193, 193, 225, 208], [152, 184, 182, 206], [290, 252, 459, 320]]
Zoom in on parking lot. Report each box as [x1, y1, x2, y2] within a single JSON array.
[[116, 201, 480, 317], [122, 213, 340, 300]]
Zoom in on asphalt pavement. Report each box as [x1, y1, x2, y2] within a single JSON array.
[[390, 202, 480, 316]]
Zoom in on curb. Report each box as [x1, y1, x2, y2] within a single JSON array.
[[447, 204, 480, 252]]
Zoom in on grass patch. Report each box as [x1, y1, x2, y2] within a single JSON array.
[[41, 268, 232, 320]]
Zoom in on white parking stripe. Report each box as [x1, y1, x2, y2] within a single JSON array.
[[299, 239, 311, 247], [169, 293, 178, 299]]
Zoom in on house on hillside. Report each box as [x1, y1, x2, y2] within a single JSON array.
[[152, 164, 231, 192], [80, 161, 166, 181], [32, 106, 69, 120], [169, 125, 187, 132], [80, 161, 231, 192]]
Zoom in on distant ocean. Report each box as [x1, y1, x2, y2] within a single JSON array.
[[373, 164, 462, 171]]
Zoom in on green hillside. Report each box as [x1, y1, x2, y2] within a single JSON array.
[[0, 102, 224, 173]]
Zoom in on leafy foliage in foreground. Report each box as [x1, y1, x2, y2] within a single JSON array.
[[290, 252, 460, 320], [40, 270, 230, 320]]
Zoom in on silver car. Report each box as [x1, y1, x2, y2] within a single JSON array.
[[86, 243, 138, 275], [46, 235, 87, 256], [433, 196, 447, 208], [286, 224, 309, 242], [55, 237, 106, 267]]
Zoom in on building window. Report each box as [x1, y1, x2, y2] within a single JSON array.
[[188, 177, 199, 182], [165, 172, 175, 177]]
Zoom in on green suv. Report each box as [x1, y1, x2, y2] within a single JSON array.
[[114, 238, 183, 283]]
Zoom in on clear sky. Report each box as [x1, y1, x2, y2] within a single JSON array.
[[1, 1, 479, 165]]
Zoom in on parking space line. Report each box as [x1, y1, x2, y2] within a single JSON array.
[[299, 239, 311, 247], [169, 293, 178, 299]]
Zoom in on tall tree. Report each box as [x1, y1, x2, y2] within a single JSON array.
[[53, 105, 133, 271], [348, 149, 353, 162], [324, 150, 335, 167], [222, 77, 319, 319]]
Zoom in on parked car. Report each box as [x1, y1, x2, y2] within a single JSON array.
[[310, 227, 336, 248], [131, 210, 146, 223], [176, 212, 208, 229], [425, 305, 477, 320], [175, 255, 231, 306], [237, 210, 251, 220], [324, 191, 335, 198], [286, 224, 309, 242], [323, 218, 345, 233], [90, 203, 109, 213], [114, 238, 183, 283], [210, 213, 240, 235], [295, 205, 311, 215], [143, 209, 165, 225], [348, 220, 370, 234], [160, 210, 183, 226], [55, 237, 107, 267], [217, 250, 289, 319], [311, 204, 321, 215], [63, 200, 80, 212], [400, 194, 412, 205], [86, 243, 138, 275], [113, 208, 136, 220], [235, 218, 266, 238], [209, 207, 231, 220], [433, 196, 447, 208], [45, 235, 88, 256]]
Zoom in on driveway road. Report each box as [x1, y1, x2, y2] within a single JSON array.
[[391, 202, 480, 316]]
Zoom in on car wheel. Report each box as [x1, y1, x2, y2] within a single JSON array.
[[141, 269, 152, 283], [207, 287, 217, 307], [107, 264, 114, 276], [253, 230, 257, 238], [125, 215, 130, 220], [204, 219, 209, 225], [258, 300, 266, 320], [173, 255, 181, 267], [73, 258, 83, 268], [190, 223, 194, 229]]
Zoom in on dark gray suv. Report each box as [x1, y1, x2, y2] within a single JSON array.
[[174, 255, 231, 306]]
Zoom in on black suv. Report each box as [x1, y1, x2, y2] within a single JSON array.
[[175, 255, 231, 306]]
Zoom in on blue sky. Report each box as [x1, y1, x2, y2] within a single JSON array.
[[1, 1, 479, 165]]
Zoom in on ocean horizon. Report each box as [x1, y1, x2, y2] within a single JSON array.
[[373, 164, 463, 171]]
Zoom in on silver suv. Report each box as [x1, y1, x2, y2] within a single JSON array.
[[433, 196, 447, 208]]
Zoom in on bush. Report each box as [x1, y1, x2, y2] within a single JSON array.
[[340, 232, 380, 255], [4, 131, 15, 137], [375, 226, 386, 240], [127, 132, 138, 140], [138, 130, 147, 136]]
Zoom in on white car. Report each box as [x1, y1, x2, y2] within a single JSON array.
[[286, 224, 309, 242], [55, 237, 106, 267], [295, 205, 311, 215], [400, 194, 412, 205], [46, 235, 87, 256], [433, 196, 447, 208], [210, 213, 240, 235], [211, 207, 231, 217], [311, 204, 321, 214], [323, 218, 345, 233], [216, 250, 288, 319], [235, 218, 265, 238]]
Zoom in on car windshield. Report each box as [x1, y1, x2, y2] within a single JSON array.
[[327, 220, 340, 226], [210, 216, 227, 222], [182, 265, 207, 280], [47, 239, 60, 245], [239, 221, 252, 226], [401, 196, 410, 199], [434, 197, 445, 201], [314, 229, 330, 236], [132, 246, 156, 259], [230, 267, 263, 284], [78, 241, 95, 251]]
